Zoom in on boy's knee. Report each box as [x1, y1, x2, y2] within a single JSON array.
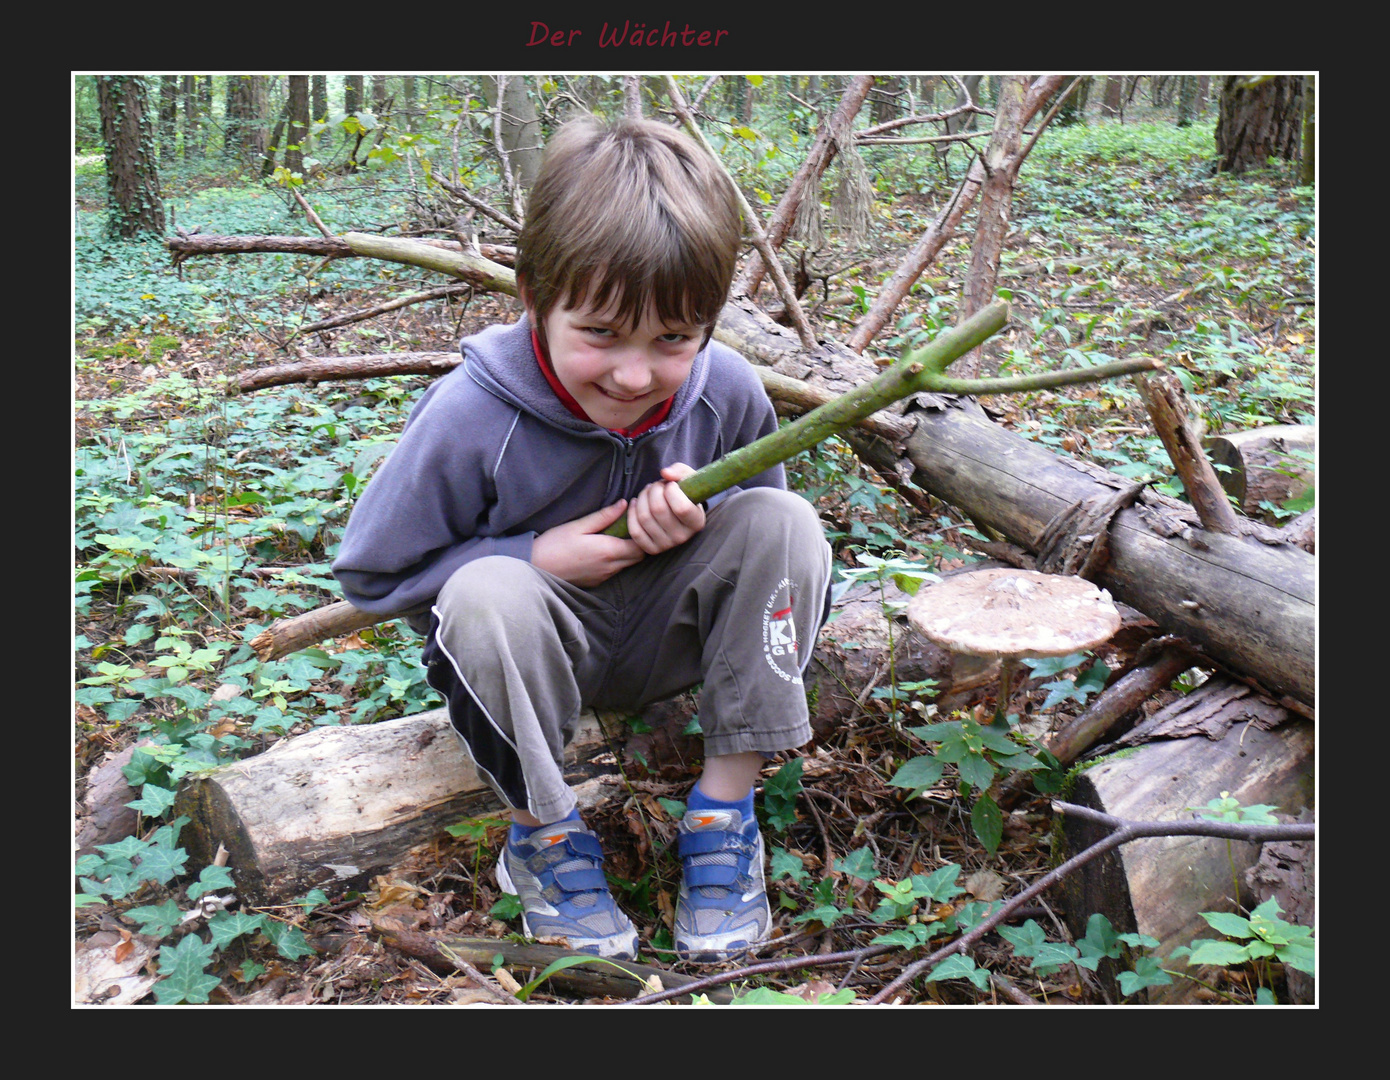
[[718, 487, 824, 541], [437, 556, 548, 632]]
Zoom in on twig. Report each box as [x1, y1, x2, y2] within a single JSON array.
[[434, 177, 524, 236], [296, 283, 474, 336], [662, 75, 818, 352], [989, 970, 1039, 1005], [865, 802, 1314, 1004], [291, 188, 333, 238], [688, 74, 720, 115], [627, 943, 899, 1005], [437, 945, 525, 1005], [1015, 76, 1085, 167]]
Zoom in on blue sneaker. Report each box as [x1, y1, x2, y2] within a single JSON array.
[[495, 819, 639, 960], [674, 808, 771, 961]]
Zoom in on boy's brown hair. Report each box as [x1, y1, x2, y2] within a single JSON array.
[[516, 115, 742, 341]]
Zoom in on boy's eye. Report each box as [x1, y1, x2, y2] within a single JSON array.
[[659, 333, 690, 343], [582, 326, 615, 338]]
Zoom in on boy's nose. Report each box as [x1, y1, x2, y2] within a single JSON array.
[[609, 355, 653, 394]]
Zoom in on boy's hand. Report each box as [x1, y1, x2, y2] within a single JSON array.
[[531, 500, 645, 587], [627, 464, 706, 556]]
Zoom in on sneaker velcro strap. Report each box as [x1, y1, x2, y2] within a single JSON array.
[[679, 830, 741, 857], [683, 862, 743, 888], [562, 830, 605, 860], [552, 866, 610, 893]]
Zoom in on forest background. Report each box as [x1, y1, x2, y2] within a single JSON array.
[[73, 73, 1318, 1007]]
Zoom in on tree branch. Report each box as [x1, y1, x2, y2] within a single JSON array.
[[662, 75, 818, 352], [865, 802, 1314, 1004]]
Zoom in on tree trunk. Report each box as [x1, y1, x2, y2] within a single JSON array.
[[1216, 76, 1303, 173], [311, 74, 327, 124], [285, 75, 309, 176], [481, 75, 542, 193], [1176, 75, 1196, 127], [158, 75, 178, 161], [1299, 75, 1315, 187], [1100, 76, 1123, 118], [181, 75, 201, 157], [959, 74, 1028, 378], [344, 75, 363, 118], [96, 76, 165, 239]]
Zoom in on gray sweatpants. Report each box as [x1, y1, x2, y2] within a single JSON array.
[[423, 487, 832, 823]]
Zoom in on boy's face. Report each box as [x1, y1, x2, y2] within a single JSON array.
[[535, 291, 704, 430]]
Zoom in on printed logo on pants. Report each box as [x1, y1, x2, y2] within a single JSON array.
[[761, 577, 802, 683]]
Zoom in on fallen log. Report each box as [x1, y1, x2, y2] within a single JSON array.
[[903, 400, 1314, 707], [174, 708, 615, 905], [1058, 676, 1314, 1004], [166, 232, 515, 268]]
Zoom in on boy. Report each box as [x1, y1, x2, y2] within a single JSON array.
[[332, 116, 832, 962]]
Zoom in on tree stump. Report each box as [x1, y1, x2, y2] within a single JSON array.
[[1202, 424, 1314, 519], [1059, 676, 1313, 1004]]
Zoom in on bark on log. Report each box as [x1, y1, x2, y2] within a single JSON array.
[[1202, 424, 1314, 518], [903, 401, 1314, 706], [174, 709, 615, 904], [1059, 677, 1313, 1004], [166, 232, 514, 267], [237, 351, 461, 395], [250, 599, 383, 661]]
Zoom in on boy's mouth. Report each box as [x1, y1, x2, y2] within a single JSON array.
[[597, 387, 647, 403]]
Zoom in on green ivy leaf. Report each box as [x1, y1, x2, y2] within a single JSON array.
[[125, 899, 184, 938], [134, 841, 188, 886], [834, 846, 877, 882], [770, 845, 809, 885], [971, 793, 1003, 855], [207, 911, 268, 950], [925, 953, 989, 989], [126, 782, 178, 817], [914, 863, 965, 903], [1117, 955, 1172, 996], [186, 863, 237, 900], [153, 934, 221, 1004], [1184, 939, 1252, 967], [261, 920, 315, 960]]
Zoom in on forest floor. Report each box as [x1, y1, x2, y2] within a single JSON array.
[[74, 115, 1315, 1006]]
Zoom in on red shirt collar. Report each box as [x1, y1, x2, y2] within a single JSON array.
[[531, 327, 674, 438]]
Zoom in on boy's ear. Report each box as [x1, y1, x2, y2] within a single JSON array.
[[517, 277, 536, 318]]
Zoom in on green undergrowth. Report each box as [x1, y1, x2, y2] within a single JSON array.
[[75, 107, 1315, 1005]]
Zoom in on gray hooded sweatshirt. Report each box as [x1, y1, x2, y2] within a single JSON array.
[[331, 315, 784, 621]]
